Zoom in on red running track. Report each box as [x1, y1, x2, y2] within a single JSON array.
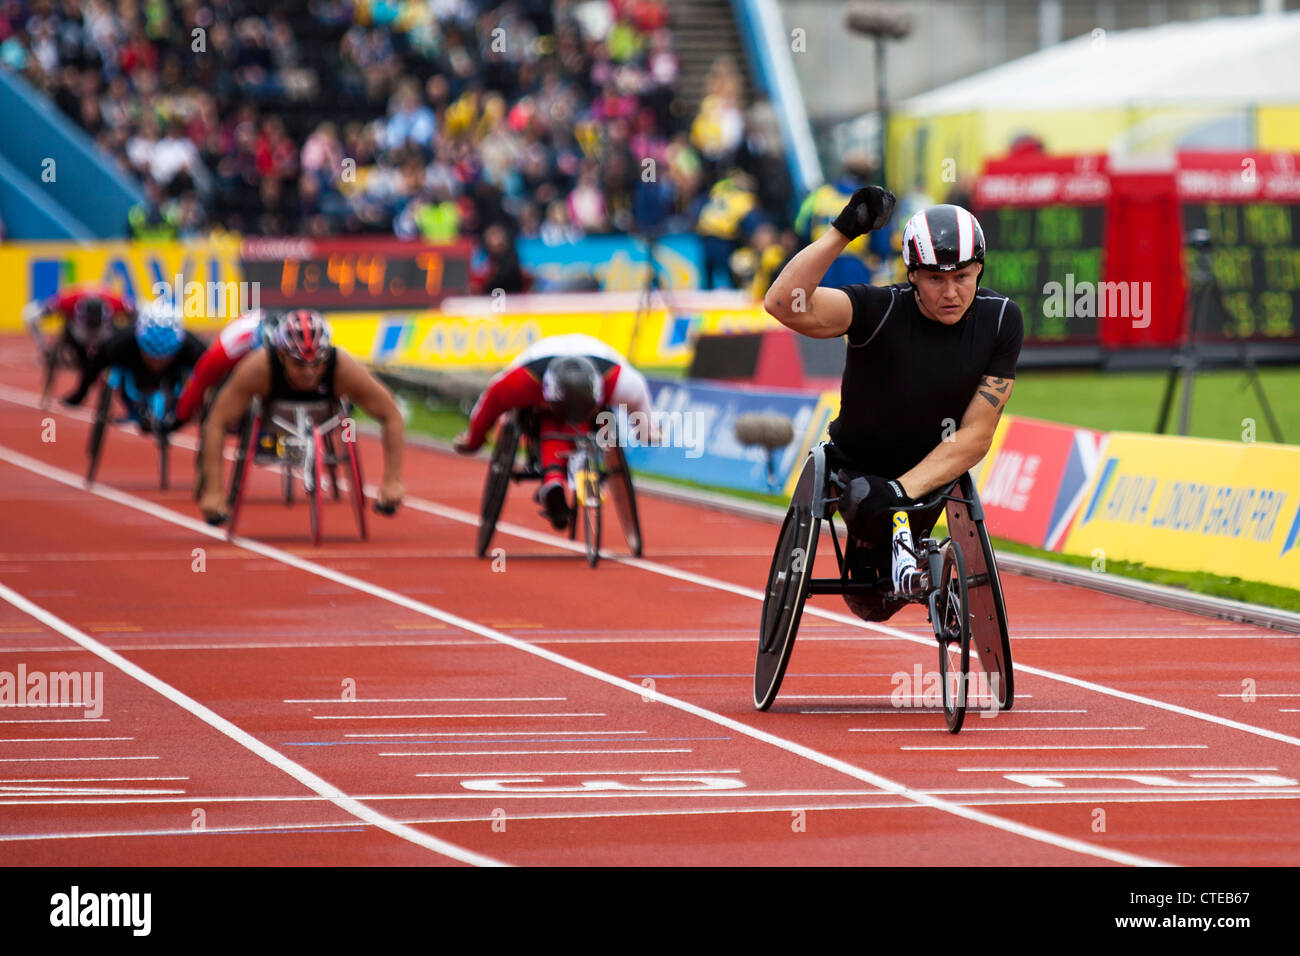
[[0, 336, 1297, 866]]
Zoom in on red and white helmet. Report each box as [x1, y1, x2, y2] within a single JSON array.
[[275, 309, 332, 364], [901, 204, 985, 273]]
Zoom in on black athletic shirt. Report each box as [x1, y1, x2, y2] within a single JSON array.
[[827, 282, 1023, 478], [268, 346, 338, 402], [68, 328, 207, 405]]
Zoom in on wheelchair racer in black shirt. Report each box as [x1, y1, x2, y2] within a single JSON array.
[[764, 189, 1023, 616]]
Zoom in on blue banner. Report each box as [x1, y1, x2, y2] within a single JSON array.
[[518, 235, 705, 292], [621, 377, 820, 495]]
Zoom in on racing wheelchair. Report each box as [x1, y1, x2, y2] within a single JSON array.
[[85, 367, 176, 491], [225, 396, 368, 545], [475, 408, 643, 568], [755, 443, 1014, 733]]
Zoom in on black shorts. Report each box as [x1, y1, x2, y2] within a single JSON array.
[[824, 441, 946, 622]]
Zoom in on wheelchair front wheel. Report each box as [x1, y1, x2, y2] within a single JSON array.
[[477, 417, 520, 558], [935, 540, 972, 734], [579, 462, 601, 568], [85, 380, 114, 487]]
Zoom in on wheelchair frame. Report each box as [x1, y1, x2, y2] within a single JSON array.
[[475, 408, 643, 568], [85, 367, 175, 492], [755, 443, 1014, 732], [225, 395, 367, 546]]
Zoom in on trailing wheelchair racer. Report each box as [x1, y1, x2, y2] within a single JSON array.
[[474, 407, 642, 568]]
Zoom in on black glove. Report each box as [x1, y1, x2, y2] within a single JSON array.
[[837, 470, 910, 534], [830, 186, 897, 241]]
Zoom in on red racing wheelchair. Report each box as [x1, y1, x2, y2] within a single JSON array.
[[475, 408, 642, 568], [225, 396, 368, 546]]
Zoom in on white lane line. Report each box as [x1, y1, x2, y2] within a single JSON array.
[[0, 582, 505, 868], [403, 490, 1300, 752], [0, 718, 110, 724], [0, 756, 159, 762], [414, 769, 742, 777], [1219, 693, 1300, 697], [0, 444, 1170, 867], [378, 749, 694, 757], [919, 788, 1300, 796], [345, 731, 647, 737], [848, 725, 1143, 733], [0, 789, 901, 807], [902, 745, 1209, 751], [0, 737, 133, 743], [312, 713, 606, 720], [0, 776, 191, 783], [957, 766, 1280, 773], [1, 785, 186, 795], [286, 697, 567, 703], [8, 789, 1300, 845]]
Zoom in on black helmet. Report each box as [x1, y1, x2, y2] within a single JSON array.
[[901, 204, 985, 274], [74, 296, 108, 328], [542, 356, 603, 425]]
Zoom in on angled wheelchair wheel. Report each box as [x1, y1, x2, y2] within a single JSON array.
[[476, 416, 520, 558], [223, 412, 254, 507], [158, 432, 169, 491], [935, 540, 972, 734], [308, 425, 325, 546], [85, 378, 114, 487], [344, 428, 368, 541], [579, 460, 602, 568], [754, 454, 821, 711], [227, 413, 261, 540], [325, 430, 342, 501], [40, 345, 61, 406], [604, 443, 642, 558], [945, 475, 1014, 710]]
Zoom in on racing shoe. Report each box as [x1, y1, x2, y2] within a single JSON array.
[[537, 479, 570, 531]]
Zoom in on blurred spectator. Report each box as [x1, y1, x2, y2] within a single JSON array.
[[729, 222, 795, 300], [382, 78, 436, 151], [0, 0, 792, 271], [473, 223, 526, 294], [127, 177, 180, 239], [694, 170, 759, 290], [794, 152, 879, 288], [691, 58, 744, 172]]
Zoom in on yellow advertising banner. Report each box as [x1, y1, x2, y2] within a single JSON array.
[[351, 305, 780, 371], [0, 239, 245, 331], [1062, 433, 1300, 589]]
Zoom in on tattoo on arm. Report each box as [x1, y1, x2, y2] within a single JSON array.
[[978, 376, 1010, 412]]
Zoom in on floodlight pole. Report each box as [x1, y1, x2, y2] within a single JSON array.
[[845, 3, 913, 191], [875, 36, 888, 188]]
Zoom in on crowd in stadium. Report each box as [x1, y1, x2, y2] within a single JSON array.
[[2, 0, 805, 291]]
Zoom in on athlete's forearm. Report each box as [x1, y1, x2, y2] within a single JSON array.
[[764, 229, 848, 325], [202, 404, 239, 491], [378, 412, 405, 485], [895, 427, 995, 501], [22, 303, 47, 348]]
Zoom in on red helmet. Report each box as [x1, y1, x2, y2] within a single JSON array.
[[275, 309, 332, 364]]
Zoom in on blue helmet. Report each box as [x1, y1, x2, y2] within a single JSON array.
[[136, 299, 184, 360]]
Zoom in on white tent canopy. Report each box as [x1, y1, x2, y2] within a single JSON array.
[[901, 12, 1300, 116]]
